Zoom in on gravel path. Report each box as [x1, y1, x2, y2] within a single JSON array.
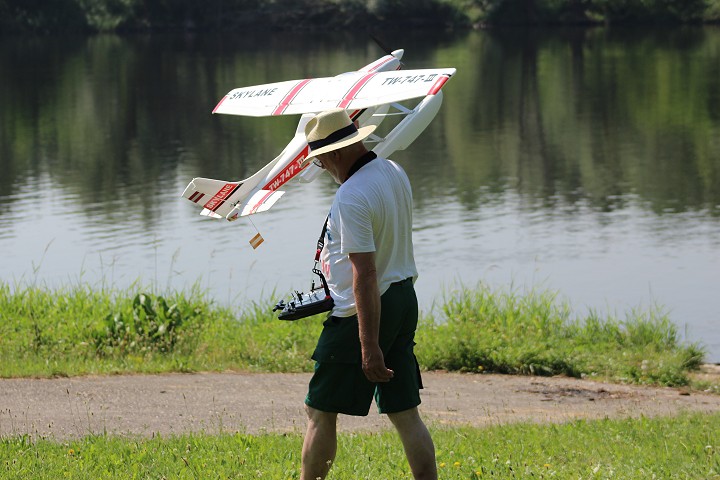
[[1, 370, 719, 440]]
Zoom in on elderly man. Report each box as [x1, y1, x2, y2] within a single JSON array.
[[299, 109, 437, 480]]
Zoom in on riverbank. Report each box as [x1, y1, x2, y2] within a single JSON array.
[[1, 282, 713, 392]]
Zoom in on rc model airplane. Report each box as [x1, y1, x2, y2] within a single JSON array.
[[181, 49, 456, 246]]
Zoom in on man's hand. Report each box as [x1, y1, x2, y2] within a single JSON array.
[[362, 344, 394, 383]]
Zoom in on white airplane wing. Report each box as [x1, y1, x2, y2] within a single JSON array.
[[212, 68, 456, 117]]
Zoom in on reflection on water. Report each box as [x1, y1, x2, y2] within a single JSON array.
[[0, 29, 719, 360]]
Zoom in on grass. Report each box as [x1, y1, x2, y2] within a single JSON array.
[[0, 280, 711, 390], [0, 281, 717, 478], [1, 412, 718, 479], [0, 282, 322, 377], [416, 285, 706, 387]]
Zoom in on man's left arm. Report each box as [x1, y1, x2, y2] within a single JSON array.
[[349, 251, 394, 383]]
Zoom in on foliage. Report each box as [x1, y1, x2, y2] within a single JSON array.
[[0, 0, 717, 32], [473, 0, 710, 24], [416, 284, 705, 386], [93, 293, 204, 356], [1, 413, 718, 478], [0, 281, 708, 390], [0, 282, 324, 377]]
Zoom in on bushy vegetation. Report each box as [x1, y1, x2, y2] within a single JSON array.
[[416, 285, 705, 386], [1, 413, 719, 478], [1, 0, 719, 33], [0, 281, 708, 388], [0, 282, 322, 377], [0, 0, 465, 33], [474, 0, 714, 24]]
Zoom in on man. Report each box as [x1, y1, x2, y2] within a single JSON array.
[[299, 109, 437, 480]]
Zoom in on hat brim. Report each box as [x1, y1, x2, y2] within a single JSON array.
[[301, 124, 377, 167]]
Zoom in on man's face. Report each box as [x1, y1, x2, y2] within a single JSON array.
[[316, 151, 342, 184]]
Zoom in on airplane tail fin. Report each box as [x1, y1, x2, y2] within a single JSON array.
[[182, 178, 243, 220]]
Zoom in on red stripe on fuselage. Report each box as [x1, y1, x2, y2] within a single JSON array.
[[273, 79, 312, 116], [262, 145, 310, 191], [365, 55, 394, 73]]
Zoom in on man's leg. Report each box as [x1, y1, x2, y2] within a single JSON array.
[[387, 407, 437, 480], [301, 406, 338, 480]]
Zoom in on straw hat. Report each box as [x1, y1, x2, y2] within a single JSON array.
[[302, 109, 376, 164]]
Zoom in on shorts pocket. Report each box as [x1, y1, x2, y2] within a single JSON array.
[[311, 316, 362, 364]]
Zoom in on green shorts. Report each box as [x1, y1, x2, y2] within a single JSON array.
[[305, 278, 423, 416]]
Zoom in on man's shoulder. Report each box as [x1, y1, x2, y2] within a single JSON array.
[[364, 156, 406, 178]]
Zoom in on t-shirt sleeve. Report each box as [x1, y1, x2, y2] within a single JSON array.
[[336, 197, 375, 254]]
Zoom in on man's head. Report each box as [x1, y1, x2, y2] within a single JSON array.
[[303, 109, 376, 183]]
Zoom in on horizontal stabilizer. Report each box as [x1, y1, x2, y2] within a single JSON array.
[[240, 190, 285, 217], [200, 208, 222, 219]]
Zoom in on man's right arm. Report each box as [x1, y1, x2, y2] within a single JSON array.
[[349, 251, 394, 383]]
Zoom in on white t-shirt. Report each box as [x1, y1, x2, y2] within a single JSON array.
[[320, 156, 418, 318]]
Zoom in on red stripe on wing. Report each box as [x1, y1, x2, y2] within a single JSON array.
[[212, 96, 227, 114], [429, 74, 451, 95], [273, 79, 313, 116], [249, 190, 275, 215], [338, 73, 375, 109]]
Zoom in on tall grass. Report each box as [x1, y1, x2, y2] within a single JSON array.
[[0, 281, 707, 387], [1, 413, 718, 479], [417, 284, 705, 386], [0, 282, 321, 377]]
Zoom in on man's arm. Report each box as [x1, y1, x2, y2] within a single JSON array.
[[349, 251, 394, 383]]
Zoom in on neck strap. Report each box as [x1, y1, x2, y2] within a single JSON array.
[[344, 151, 377, 182]]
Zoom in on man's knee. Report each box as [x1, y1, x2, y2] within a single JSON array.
[[387, 407, 422, 428], [305, 405, 338, 426]]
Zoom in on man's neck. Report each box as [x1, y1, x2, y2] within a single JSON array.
[[344, 150, 377, 183]]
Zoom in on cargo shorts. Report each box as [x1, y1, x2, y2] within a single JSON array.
[[305, 278, 423, 416]]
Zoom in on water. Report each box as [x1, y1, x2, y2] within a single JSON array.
[[1, 29, 718, 361]]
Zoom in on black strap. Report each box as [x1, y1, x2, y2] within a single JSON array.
[[344, 151, 377, 182], [311, 221, 331, 296], [315, 217, 329, 262]]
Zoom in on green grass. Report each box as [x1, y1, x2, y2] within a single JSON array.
[[416, 285, 706, 386], [0, 282, 322, 377], [0, 281, 710, 390], [1, 413, 718, 479]]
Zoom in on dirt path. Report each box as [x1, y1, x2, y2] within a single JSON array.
[[1, 370, 719, 440]]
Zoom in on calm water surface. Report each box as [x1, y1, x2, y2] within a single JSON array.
[[1, 29, 718, 360]]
